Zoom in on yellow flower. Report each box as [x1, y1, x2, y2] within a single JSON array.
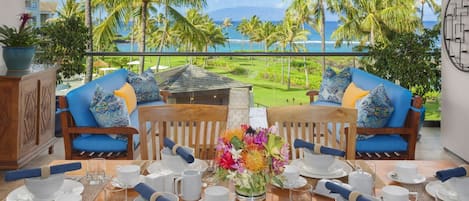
[[243, 150, 266, 172], [223, 128, 244, 142]]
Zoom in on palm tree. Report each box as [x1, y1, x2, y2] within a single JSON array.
[[418, 0, 440, 23], [85, 0, 93, 83], [276, 14, 309, 89], [251, 21, 277, 52], [236, 15, 261, 50], [222, 17, 232, 51], [331, 0, 420, 47]]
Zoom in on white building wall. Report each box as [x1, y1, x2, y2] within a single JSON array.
[[0, 1, 25, 72], [441, 0, 469, 161]]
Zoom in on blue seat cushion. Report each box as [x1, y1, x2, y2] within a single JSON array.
[[73, 134, 140, 152], [311, 100, 341, 107], [350, 68, 412, 128], [67, 69, 128, 127], [356, 135, 408, 153]]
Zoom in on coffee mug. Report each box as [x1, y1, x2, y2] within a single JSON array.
[[204, 186, 230, 201], [174, 170, 202, 201], [161, 147, 194, 174], [395, 162, 418, 181], [116, 164, 140, 188], [282, 165, 300, 187], [381, 185, 418, 201], [144, 170, 176, 193]]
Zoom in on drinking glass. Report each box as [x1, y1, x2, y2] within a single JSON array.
[[289, 183, 313, 201], [87, 158, 106, 185]]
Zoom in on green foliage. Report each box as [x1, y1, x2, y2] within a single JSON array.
[[36, 15, 89, 83], [0, 25, 37, 47], [360, 25, 441, 98]]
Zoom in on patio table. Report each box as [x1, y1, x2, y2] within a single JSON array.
[[0, 160, 456, 201]]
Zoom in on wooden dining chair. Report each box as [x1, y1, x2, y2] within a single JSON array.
[[138, 104, 228, 160], [266, 105, 357, 159]]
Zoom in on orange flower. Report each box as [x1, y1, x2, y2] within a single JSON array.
[[223, 128, 244, 143], [243, 150, 266, 172]]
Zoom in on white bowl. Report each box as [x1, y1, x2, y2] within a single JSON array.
[[303, 150, 335, 172], [25, 173, 64, 201]]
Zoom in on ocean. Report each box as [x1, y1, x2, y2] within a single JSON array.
[[116, 21, 438, 52]]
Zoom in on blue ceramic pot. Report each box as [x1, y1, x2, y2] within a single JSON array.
[[2, 47, 35, 70]]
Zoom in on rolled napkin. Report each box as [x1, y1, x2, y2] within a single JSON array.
[[436, 165, 469, 182], [5, 162, 82, 182], [293, 139, 345, 157], [135, 183, 171, 201], [325, 181, 372, 201], [164, 137, 195, 163]]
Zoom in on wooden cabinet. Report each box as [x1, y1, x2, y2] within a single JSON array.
[[0, 67, 58, 169]]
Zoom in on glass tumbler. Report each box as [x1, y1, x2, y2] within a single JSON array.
[[289, 183, 313, 201]]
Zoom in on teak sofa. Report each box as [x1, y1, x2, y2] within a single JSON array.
[[307, 68, 423, 160], [58, 69, 170, 160]]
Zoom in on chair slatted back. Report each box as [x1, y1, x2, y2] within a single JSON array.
[[266, 105, 357, 159], [138, 104, 228, 160]]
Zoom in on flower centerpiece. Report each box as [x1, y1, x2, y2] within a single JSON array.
[[215, 125, 289, 201]]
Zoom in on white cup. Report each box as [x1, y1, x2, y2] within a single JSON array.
[[282, 165, 300, 187], [382, 185, 418, 201], [161, 147, 194, 175], [144, 170, 176, 193], [395, 162, 418, 181], [204, 186, 230, 201], [303, 149, 335, 172], [174, 170, 202, 201], [116, 164, 140, 188]]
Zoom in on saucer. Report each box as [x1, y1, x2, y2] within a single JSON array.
[[111, 175, 145, 189], [290, 159, 352, 179], [272, 176, 308, 189], [7, 179, 84, 201], [386, 171, 426, 184], [425, 180, 458, 201], [147, 159, 208, 175]]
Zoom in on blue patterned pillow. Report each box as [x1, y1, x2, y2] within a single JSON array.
[[127, 69, 161, 103], [356, 84, 394, 140], [89, 85, 130, 129], [318, 67, 352, 104]]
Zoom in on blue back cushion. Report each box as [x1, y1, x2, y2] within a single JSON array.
[[350, 68, 412, 128], [66, 69, 128, 127]]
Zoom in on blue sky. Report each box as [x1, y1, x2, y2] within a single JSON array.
[[204, 0, 441, 21]]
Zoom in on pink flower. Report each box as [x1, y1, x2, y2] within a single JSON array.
[[219, 151, 236, 170]]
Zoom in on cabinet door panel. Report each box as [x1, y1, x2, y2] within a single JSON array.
[[39, 77, 55, 143], [19, 78, 39, 156]]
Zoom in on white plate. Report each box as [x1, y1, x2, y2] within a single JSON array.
[[426, 180, 459, 201], [6, 179, 84, 201], [290, 159, 352, 179], [147, 159, 208, 175], [386, 171, 426, 184], [111, 175, 145, 189], [272, 176, 308, 189]]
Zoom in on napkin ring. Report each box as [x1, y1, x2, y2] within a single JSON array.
[[172, 144, 182, 155], [460, 165, 469, 176], [314, 145, 322, 154], [40, 166, 51, 179], [348, 191, 361, 201], [150, 192, 164, 201]]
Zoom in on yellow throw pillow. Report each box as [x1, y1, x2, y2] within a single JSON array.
[[342, 83, 369, 108], [114, 82, 137, 114]]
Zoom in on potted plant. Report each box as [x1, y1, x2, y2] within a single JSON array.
[[0, 13, 38, 70]]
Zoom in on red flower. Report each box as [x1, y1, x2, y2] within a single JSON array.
[[219, 151, 236, 170]]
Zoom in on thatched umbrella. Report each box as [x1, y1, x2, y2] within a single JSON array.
[[93, 59, 109, 67]]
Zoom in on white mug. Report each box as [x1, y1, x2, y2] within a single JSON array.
[[282, 165, 300, 187], [174, 170, 202, 201], [395, 162, 418, 181], [161, 147, 194, 175], [116, 165, 140, 188], [204, 186, 230, 201], [144, 170, 176, 193], [381, 185, 418, 201]]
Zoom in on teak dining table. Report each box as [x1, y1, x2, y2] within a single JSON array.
[[0, 160, 456, 201]]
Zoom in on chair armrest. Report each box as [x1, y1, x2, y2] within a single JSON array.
[[357, 127, 412, 135], [306, 90, 319, 103], [66, 126, 138, 135], [160, 90, 171, 103]]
